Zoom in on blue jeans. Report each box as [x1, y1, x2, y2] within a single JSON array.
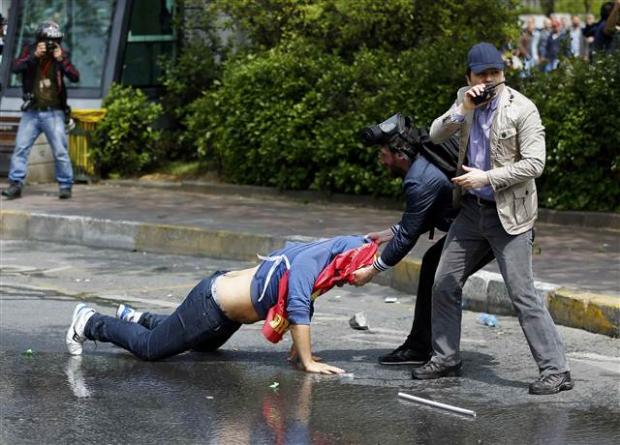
[[85, 273, 242, 361], [9, 110, 73, 188]]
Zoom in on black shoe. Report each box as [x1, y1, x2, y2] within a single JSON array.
[[379, 346, 431, 365], [529, 371, 574, 395], [412, 360, 462, 379], [59, 187, 72, 199], [1, 182, 22, 200]]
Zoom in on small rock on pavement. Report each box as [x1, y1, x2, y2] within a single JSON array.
[[349, 312, 369, 330], [384, 297, 398, 303]]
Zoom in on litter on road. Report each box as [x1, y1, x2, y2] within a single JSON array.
[[397, 392, 476, 417]]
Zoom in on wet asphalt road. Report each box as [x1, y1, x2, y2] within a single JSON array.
[[1, 241, 619, 444]]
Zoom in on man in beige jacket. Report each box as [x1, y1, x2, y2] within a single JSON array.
[[414, 42, 572, 395]]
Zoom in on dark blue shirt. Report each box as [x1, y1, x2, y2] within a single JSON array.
[[377, 155, 455, 269], [593, 20, 615, 52]]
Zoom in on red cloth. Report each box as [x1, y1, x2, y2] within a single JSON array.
[[262, 242, 378, 343]]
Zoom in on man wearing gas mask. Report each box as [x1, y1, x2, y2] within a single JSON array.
[[352, 114, 494, 369], [2, 21, 79, 200]]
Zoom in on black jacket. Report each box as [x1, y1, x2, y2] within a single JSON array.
[[12, 43, 80, 110]]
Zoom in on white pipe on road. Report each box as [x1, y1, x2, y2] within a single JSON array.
[[397, 392, 477, 417]]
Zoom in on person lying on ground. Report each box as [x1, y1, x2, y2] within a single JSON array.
[[66, 235, 377, 374]]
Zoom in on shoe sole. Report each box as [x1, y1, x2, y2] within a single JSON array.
[[379, 360, 428, 366], [529, 381, 575, 395], [412, 365, 463, 380], [66, 303, 87, 355]]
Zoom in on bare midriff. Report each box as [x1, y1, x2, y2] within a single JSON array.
[[215, 266, 261, 324]]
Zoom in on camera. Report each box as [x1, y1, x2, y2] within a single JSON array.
[[472, 81, 505, 105], [360, 113, 460, 178], [45, 40, 58, 55], [360, 113, 412, 148], [21, 93, 34, 111]]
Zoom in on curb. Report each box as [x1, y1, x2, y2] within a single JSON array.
[[1, 209, 618, 338], [107, 179, 620, 231]]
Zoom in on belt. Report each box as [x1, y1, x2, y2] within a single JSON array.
[[32, 106, 62, 112], [467, 194, 496, 207]]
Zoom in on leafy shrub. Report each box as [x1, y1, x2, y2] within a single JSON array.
[[515, 53, 620, 211], [91, 84, 163, 177], [185, 0, 519, 195], [157, 2, 225, 160]]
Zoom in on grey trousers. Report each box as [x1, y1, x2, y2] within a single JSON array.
[[431, 197, 569, 376]]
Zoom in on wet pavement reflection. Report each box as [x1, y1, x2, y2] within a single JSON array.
[[1, 350, 618, 445]]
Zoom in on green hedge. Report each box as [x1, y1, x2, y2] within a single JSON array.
[[91, 84, 163, 177], [185, 0, 519, 195], [166, 0, 619, 211], [515, 54, 620, 212]]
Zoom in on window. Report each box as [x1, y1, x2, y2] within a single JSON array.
[[10, 0, 115, 90], [120, 0, 175, 87]]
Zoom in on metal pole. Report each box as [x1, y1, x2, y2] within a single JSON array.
[[397, 392, 477, 417]]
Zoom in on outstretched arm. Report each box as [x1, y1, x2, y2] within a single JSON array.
[[605, 0, 620, 35], [290, 324, 344, 374]]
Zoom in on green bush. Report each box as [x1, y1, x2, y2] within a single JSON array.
[[175, 0, 619, 211], [186, 0, 519, 195], [156, 1, 225, 161], [91, 84, 163, 177], [514, 54, 620, 212]]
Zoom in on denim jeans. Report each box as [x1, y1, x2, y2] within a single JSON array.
[[85, 273, 242, 361], [9, 110, 73, 188], [402, 235, 494, 355], [431, 197, 568, 376]]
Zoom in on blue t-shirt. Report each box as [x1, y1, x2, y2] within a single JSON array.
[[250, 235, 368, 325]]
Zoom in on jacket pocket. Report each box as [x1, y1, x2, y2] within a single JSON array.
[[495, 127, 518, 162], [512, 184, 530, 224]]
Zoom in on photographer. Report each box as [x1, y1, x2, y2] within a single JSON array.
[[352, 114, 494, 368], [1, 21, 79, 200]]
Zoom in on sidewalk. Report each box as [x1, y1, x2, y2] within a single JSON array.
[[1, 181, 618, 337]]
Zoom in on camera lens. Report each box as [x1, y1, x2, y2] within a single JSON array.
[[360, 126, 385, 146]]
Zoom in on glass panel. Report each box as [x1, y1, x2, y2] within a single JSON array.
[[121, 41, 173, 86], [10, 0, 116, 89], [120, 0, 175, 87]]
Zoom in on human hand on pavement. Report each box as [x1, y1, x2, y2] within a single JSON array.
[[351, 265, 378, 287], [452, 165, 490, 190], [302, 360, 345, 375]]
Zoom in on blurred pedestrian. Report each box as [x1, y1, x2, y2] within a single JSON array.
[[568, 15, 587, 59], [593, 0, 620, 55], [518, 17, 540, 75], [537, 17, 552, 69], [1, 21, 79, 200], [543, 18, 566, 72], [583, 13, 598, 60]]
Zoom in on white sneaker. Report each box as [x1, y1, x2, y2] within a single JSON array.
[[66, 303, 95, 355], [116, 303, 143, 323]]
